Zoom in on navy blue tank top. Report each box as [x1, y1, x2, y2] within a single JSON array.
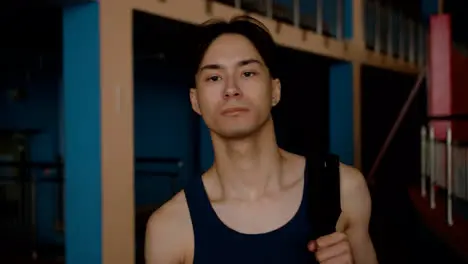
[[184, 154, 341, 264]]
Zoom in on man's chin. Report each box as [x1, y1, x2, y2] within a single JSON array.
[[214, 125, 263, 140], [211, 117, 271, 140]]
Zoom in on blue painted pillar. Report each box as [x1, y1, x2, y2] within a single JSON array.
[[329, 63, 355, 165], [63, 3, 102, 264], [329, 0, 356, 166], [64, 2, 133, 263]]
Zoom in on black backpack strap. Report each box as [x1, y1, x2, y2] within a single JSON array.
[[307, 153, 342, 239]]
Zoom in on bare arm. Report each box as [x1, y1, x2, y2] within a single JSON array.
[[340, 164, 378, 264], [145, 193, 190, 264]]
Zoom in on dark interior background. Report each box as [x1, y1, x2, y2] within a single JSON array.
[[361, 66, 427, 184]]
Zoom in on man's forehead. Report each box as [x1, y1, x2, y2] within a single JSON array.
[[204, 34, 259, 54], [198, 34, 266, 70]]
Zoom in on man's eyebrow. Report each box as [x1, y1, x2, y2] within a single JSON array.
[[199, 64, 222, 72], [198, 58, 263, 72], [238, 59, 263, 66]]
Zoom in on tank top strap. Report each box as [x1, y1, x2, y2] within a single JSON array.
[[305, 152, 342, 240], [184, 176, 221, 234]]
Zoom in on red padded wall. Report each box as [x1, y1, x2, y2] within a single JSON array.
[[428, 14, 468, 142], [429, 15, 451, 118]]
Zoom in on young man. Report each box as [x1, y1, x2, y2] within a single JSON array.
[[145, 16, 378, 264]]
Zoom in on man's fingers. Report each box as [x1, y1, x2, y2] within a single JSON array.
[[316, 232, 347, 248], [315, 240, 351, 263], [308, 232, 347, 252], [320, 251, 353, 264]]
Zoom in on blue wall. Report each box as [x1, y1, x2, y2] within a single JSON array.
[[0, 75, 61, 244], [134, 63, 195, 206], [0, 61, 196, 245]]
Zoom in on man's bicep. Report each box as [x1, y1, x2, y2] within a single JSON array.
[[340, 165, 378, 263], [346, 223, 377, 264]]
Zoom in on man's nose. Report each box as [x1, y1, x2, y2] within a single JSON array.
[[223, 77, 242, 99]]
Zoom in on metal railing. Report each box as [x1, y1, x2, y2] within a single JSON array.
[[421, 125, 468, 226], [214, 0, 428, 65], [0, 155, 184, 259], [0, 158, 63, 260]]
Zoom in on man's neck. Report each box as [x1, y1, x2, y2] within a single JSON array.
[[210, 120, 284, 201]]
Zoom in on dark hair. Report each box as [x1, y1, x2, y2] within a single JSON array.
[[193, 15, 278, 79]]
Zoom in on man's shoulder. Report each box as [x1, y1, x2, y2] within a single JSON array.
[[147, 190, 192, 232], [145, 191, 193, 263], [338, 163, 368, 196], [337, 163, 372, 227]]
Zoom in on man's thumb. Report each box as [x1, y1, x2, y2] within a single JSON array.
[[308, 240, 318, 252]]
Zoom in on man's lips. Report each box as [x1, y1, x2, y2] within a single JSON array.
[[221, 107, 249, 116]]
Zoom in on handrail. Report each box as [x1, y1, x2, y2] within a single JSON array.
[[0, 155, 185, 259], [367, 68, 426, 185]]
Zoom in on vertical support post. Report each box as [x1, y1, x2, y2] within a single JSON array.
[[293, 0, 300, 28], [336, 0, 343, 40], [418, 23, 425, 66], [409, 19, 415, 63], [446, 127, 453, 226], [374, 1, 381, 53], [234, 0, 241, 9], [387, 6, 393, 56], [352, 0, 364, 47], [429, 126, 436, 209], [421, 126, 427, 197], [317, 0, 323, 34], [63, 2, 134, 264], [398, 12, 405, 60], [266, 0, 273, 19]]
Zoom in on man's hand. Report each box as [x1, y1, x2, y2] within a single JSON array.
[[308, 232, 353, 264]]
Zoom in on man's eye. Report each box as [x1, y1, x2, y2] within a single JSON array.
[[242, 71, 256, 77], [207, 75, 221, 82]]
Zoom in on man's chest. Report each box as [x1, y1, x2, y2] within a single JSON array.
[[210, 184, 304, 234]]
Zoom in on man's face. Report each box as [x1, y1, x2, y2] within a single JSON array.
[[190, 33, 281, 139]]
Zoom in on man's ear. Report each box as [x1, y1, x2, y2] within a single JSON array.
[[271, 78, 281, 107], [190, 88, 201, 115]]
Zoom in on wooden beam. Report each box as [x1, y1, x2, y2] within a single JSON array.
[[129, 0, 420, 74], [352, 62, 362, 170], [99, 1, 135, 264], [352, 0, 365, 47], [62, 2, 135, 264]]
